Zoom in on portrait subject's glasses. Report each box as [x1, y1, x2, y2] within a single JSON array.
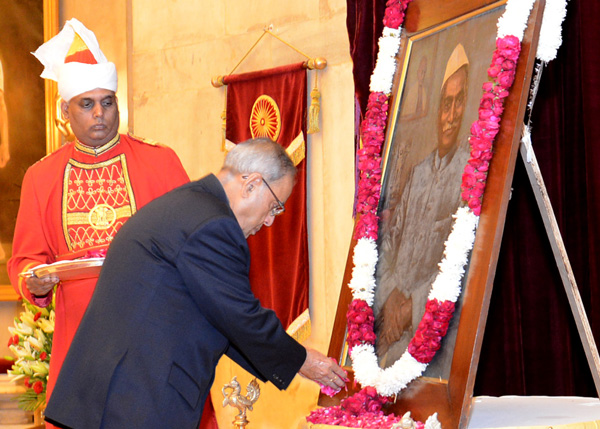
[[262, 177, 285, 217]]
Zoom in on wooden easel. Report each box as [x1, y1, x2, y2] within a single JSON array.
[[519, 62, 600, 395]]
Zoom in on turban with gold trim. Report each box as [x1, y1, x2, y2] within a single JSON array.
[[32, 18, 117, 102]]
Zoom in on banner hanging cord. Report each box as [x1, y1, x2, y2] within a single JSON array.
[[211, 25, 326, 87], [228, 26, 312, 78]]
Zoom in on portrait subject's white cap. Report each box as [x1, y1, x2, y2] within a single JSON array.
[[32, 18, 117, 102], [442, 43, 469, 88]]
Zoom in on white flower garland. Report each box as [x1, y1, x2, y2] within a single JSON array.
[[370, 28, 403, 94], [497, 0, 535, 41], [348, 0, 567, 397], [497, 0, 567, 61], [536, 0, 568, 62], [428, 208, 478, 303], [348, 238, 378, 306]]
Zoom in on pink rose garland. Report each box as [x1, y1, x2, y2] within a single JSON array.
[[383, 0, 413, 29], [461, 36, 521, 215], [346, 299, 376, 349], [408, 299, 455, 363], [353, 91, 387, 241]]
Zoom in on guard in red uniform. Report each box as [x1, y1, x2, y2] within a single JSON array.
[[7, 18, 190, 422]]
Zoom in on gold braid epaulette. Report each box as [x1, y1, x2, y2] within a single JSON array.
[[35, 145, 66, 165], [127, 132, 166, 148], [36, 153, 53, 164]]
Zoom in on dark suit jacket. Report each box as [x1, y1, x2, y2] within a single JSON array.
[[44, 174, 307, 429]]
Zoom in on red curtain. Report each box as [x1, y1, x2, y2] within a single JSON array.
[[225, 64, 309, 330], [347, 0, 600, 396], [475, 0, 600, 397], [346, 0, 386, 117], [346, 0, 387, 213]]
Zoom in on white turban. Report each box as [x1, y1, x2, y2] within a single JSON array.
[[32, 18, 117, 102], [442, 43, 469, 88]]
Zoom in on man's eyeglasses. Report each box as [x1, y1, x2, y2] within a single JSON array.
[[262, 178, 285, 217]]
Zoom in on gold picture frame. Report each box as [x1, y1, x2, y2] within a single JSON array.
[[0, 0, 59, 301]]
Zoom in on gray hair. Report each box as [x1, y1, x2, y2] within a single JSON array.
[[222, 138, 296, 182]]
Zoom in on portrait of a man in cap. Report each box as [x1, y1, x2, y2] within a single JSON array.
[[374, 42, 472, 370], [370, 2, 505, 375]]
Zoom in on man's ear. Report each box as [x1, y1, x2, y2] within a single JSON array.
[[241, 172, 262, 198], [60, 100, 69, 120]]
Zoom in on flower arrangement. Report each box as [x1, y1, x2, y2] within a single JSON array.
[[7, 299, 54, 411]]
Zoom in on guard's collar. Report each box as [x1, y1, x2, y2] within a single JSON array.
[[75, 133, 120, 157]]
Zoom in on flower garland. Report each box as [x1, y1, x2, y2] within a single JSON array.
[[342, 0, 569, 401], [7, 299, 54, 411], [309, 0, 568, 426], [348, 0, 538, 398]]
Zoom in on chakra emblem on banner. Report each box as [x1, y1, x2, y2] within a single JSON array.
[[88, 204, 117, 230], [250, 95, 281, 141]]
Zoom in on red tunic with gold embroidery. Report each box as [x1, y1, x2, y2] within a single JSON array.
[[7, 133, 189, 403]]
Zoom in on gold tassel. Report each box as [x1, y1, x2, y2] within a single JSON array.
[[221, 87, 227, 151], [307, 71, 320, 134], [221, 109, 227, 152], [285, 308, 312, 344]]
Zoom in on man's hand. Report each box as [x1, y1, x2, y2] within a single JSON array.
[[26, 275, 59, 297], [298, 348, 347, 391]]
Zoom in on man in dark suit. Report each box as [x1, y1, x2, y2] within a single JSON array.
[[44, 138, 346, 429]]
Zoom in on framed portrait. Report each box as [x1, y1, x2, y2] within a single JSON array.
[[0, 0, 59, 301], [322, 0, 545, 427], [375, 1, 510, 380]]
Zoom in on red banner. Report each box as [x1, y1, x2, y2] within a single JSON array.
[[225, 63, 309, 333]]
